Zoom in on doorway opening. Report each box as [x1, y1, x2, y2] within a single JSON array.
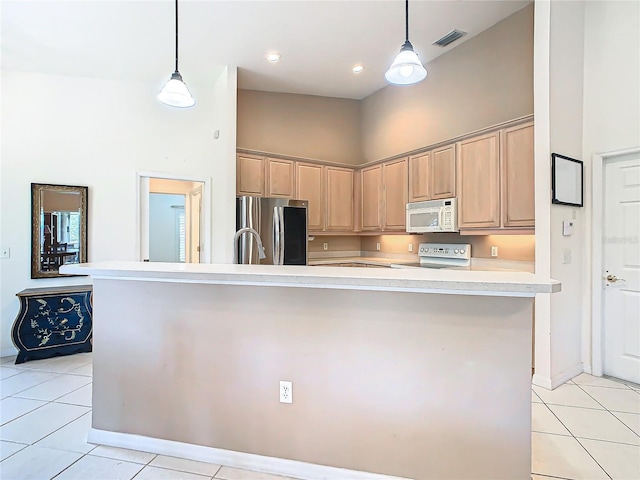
[[137, 173, 210, 263]]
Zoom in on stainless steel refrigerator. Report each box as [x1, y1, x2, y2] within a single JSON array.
[[235, 196, 308, 265]]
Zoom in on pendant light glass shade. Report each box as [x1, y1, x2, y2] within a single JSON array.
[[385, 40, 427, 85], [385, 0, 427, 86], [158, 72, 195, 108], [158, 0, 195, 107]]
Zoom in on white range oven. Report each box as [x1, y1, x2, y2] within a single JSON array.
[[405, 197, 458, 233], [392, 243, 472, 269]]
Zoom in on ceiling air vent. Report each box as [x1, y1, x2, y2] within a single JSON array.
[[433, 29, 467, 47]]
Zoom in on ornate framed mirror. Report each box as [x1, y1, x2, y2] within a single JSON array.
[[31, 183, 88, 278]]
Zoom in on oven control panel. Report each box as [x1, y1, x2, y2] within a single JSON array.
[[418, 243, 471, 260]]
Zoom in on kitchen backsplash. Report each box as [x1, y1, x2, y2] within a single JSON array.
[[310, 234, 535, 262], [308, 236, 361, 253]]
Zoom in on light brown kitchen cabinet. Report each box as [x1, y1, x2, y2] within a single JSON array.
[[295, 162, 324, 231], [502, 122, 534, 227], [326, 166, 354, 231], [361, 165, 382, 230], [382, 158, 408, 230], [408, 144, 455, 203], [266, 158, 294, 198], [236, 154, 265, 196], [408, 152, 430, 202], [457, 132, 501, 229], [430, 144, 456, 200]]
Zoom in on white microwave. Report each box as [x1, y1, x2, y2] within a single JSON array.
[[406, 198, 458, 233]]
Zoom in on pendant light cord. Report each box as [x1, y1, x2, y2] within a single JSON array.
[[174, 0, 179, 73], [405, 0, 409, 43]]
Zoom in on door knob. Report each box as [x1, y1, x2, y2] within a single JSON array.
[[605, 274, 626, 283]]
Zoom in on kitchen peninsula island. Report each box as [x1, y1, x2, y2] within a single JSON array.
[[61, 262, 560, 480]]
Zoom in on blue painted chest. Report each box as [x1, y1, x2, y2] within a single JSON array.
[[12, 285, 93, 364]]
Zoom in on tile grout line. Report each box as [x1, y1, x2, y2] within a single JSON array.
[[49, 450, 89, 480], [572, 382, 640, 439], [540, 393, 613, 480], [11, 378, 92, 405], [1, 371, 65, 397], [0, 440, 29, 464], [1, 397, 55, 427]]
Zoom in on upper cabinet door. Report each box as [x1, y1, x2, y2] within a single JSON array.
[[361, 165, 382, 230], [326, 166, 354, 231], [457, 132, 501, 229], [383, 157, 408, 231], [430, 144, 456, 200], [295, 162, 324, 232], [502, 123, 535, 227], [408, 152, 430, 203], [266, 158, 294, 198], [237, 154, 265, 196]]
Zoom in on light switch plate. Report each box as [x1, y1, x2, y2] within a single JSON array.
[[563, 221, 574, 236]]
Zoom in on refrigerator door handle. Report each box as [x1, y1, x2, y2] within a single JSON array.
[[278, 207, 286, 265], [273, 206, 286, 265]]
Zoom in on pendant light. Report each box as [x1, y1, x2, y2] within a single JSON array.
[[158, 0, 195, 107], [385, 0, 427, 86]]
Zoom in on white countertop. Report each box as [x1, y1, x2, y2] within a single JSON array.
[[310, 256, 536, 272], [61, 261, 560, 297]]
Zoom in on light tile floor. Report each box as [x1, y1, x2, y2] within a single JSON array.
[[1, 353, 639, 480]]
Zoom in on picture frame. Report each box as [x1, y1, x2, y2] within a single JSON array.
[[551, 153, 583, 207]]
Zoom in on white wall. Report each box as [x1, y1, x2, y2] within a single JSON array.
[[581, 0, 640, 372], [534, 0, 640, 388], [0, 68, 237, 356], [548, 0, 586, 385]]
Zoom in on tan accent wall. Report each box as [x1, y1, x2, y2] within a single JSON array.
[[149, 178, 201, 195], [237, 90, 362, 164], [361, 234, 535, 262], [307, 235, 361, 253], [360, 4, 534, 163], [93, 278, 533, 479]]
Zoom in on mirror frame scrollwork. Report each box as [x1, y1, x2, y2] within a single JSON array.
[[31, 183, 88, 279]]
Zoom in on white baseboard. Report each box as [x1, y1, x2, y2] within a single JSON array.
[[533, 364, 584, 390], [532, 373, 552, 390], [88, 428, 412, 480], [582, 364, 593, 375]]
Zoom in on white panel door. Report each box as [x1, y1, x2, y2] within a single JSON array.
[[603, 156, 640, 383]]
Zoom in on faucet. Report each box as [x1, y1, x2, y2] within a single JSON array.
[[233, 227, 267, 264]]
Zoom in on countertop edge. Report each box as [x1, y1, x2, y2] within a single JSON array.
[[60, 262, 561, 297]]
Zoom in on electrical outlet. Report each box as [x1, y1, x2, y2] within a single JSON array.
[[563, 248, 572, 264], [279, 381, 292, 404], [376, 242, 381, 251], [491, 246, 498, 257], [0, 247, 9, 259], [323, 242, 328, 251], [408, 244, 413, 253]]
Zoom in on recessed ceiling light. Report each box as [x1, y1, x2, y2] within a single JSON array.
[[352, 65, 364, 74], [266, 52, 281, 63]]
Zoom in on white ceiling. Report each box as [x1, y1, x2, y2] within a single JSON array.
[[1, 0, 531, 100]]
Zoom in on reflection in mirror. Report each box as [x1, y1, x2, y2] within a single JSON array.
[[31, 183, 88, 278]]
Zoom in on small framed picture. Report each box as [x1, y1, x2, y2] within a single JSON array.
[[552, 153, 583, 207]]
